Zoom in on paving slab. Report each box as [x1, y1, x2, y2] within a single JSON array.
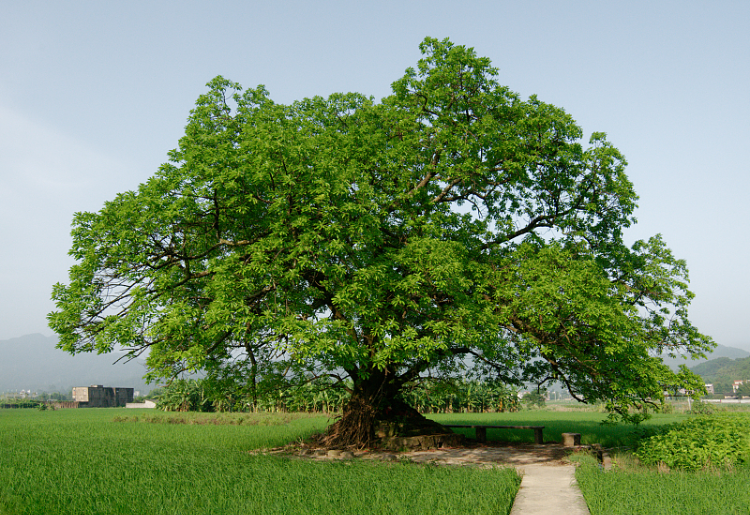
[[510, 464, 590, 515]]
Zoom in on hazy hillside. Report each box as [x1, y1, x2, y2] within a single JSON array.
[[691, 356, 750, 384], [660, 344, 749, 371], [0, 333, 155, 394]]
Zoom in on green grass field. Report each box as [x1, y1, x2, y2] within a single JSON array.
[[571, 409, 750, 515], [4, 407, 750, 515], [429, 410, 689, 447], [0, 409, 519, 515], [574, 453, 750, 515]]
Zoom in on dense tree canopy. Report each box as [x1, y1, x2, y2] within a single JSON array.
[[50, 38, 712, 444]]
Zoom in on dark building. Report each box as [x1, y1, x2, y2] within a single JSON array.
[[71, 385, 134, 407]]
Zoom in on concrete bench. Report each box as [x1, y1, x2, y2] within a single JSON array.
[[442, 424, 545, 444]]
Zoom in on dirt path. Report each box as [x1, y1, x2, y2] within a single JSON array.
[[389, 443, 571, 467], [284, 442, 574, 467]]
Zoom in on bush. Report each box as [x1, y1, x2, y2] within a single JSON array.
[[658, 402, 674, 414], [521, 391, 546, 409], [636, 413, 750, 471], [689, 400, 714, 415]]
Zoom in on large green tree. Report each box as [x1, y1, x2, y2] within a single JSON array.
[[49, 38, 711, 445]]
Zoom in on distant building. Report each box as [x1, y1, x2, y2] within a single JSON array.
[[71, 385, 134, 407], [732, 380, 747, 394], [125, 400, 157, 409], [705, 384, 715, 395]]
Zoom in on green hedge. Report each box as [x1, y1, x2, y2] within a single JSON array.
[[636, 413, 750, 471]]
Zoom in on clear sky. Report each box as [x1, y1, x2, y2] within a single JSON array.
[[2, 1, 749, 351]]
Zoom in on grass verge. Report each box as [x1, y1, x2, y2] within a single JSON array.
[[575, 454, 750, 515]]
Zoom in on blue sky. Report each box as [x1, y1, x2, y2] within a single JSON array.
[[2, 1, 749, 351]]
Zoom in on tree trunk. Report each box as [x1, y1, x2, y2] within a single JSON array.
[[318, 370, 455, 449]]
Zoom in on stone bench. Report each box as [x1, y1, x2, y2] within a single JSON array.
[[561, 432, 581, 447], [442, 424, 545, 444]]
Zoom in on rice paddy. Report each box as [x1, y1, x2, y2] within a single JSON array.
[[3, 407, 750, 514], [575, 452, 750, 515], [0, 409, 519, 515]]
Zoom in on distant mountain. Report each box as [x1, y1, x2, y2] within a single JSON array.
[[659, 344, 750, 372], [691, 356, 750, 384], [0, 333, 156, 394]]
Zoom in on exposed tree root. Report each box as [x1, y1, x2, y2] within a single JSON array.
[[318, 395, 378, 448], [318, 396, 455, 449]]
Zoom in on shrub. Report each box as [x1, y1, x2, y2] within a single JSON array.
[[521, 391, 546, 409], [636, 413, 750, 471], [689, 400, 714, 415], [658, 402, 674, 414]]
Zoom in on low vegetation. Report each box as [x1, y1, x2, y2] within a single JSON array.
[[0, 400, 43, 409], [574, 410, 750, 515], [635, 413, 750, 471], [575, 452, 750, 515], [4, 405, 750, 514], [111, 411, 316, 426], [0, 409, 519, 515]]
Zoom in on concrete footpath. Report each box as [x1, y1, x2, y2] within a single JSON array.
[[509, 464, 590, 515]]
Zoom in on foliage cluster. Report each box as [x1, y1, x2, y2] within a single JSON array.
[[154, 377, 519, 415], [49, 38, 712, 442], [688, 400, 715, 415], [155, 378, 349, 413], [400, 379, 519, 413], [1, 394, 96, 410], [635, 414, 750, 471], [521, 391, 546, 408], [734, 381, 750, 397], [0, 400, 43, 409]]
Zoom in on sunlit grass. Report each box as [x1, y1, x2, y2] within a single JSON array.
[[575, 456, 750, 515], [9, 406, 742, 515], [562, 412, 750, 515], [0, 409, 519, 515]]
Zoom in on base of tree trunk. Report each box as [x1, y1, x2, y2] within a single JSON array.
[[375, 429, 465, 451], [317, 395, 464, 450]]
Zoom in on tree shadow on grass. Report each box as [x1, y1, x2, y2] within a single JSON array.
[[428, 412, 673, 447]]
